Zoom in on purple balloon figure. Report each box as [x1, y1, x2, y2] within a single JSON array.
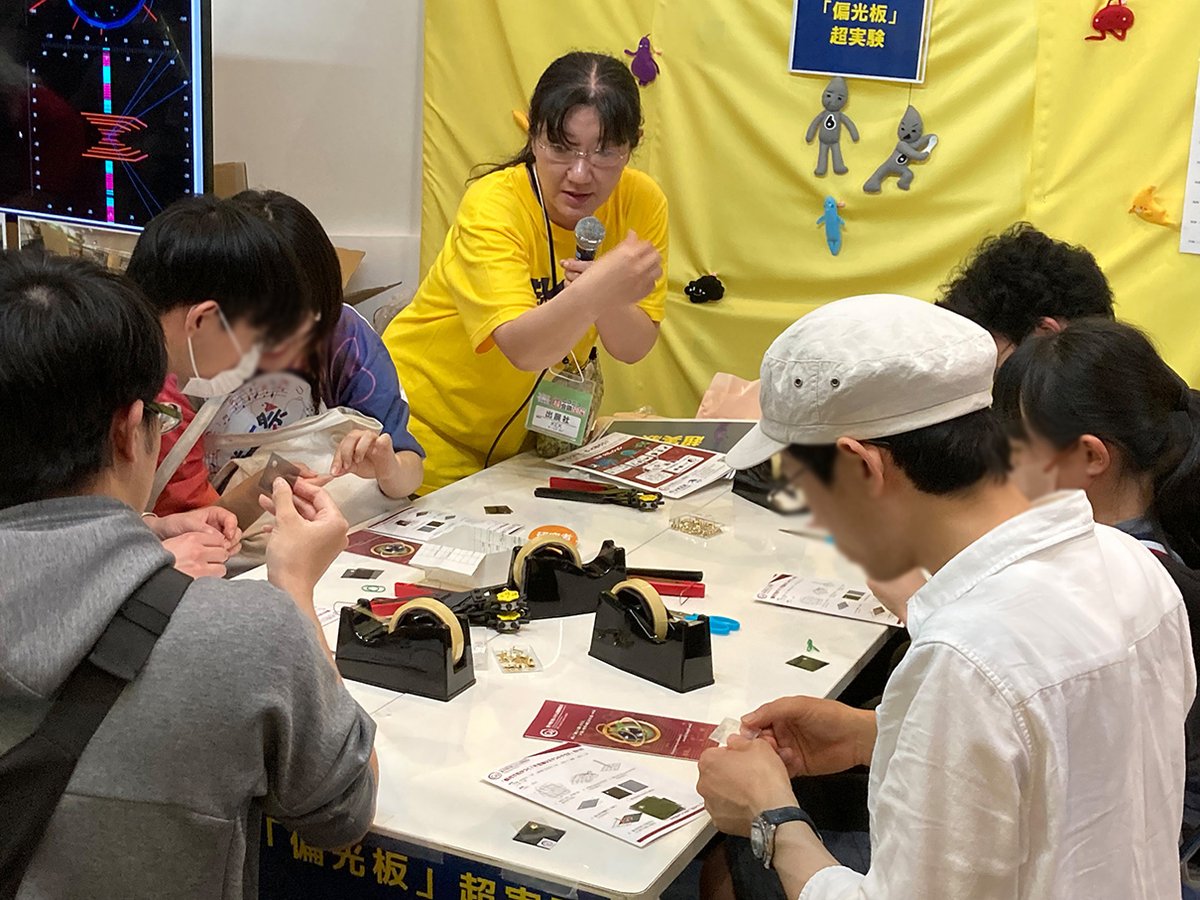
[[625, 35, 660, 87]]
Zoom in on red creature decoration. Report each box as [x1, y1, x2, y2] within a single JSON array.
[[1086, 0, 1134, 40]]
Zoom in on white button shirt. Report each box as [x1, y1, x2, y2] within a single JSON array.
[[801, 491, 1195, 900]]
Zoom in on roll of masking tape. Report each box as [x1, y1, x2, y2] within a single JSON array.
[[511, 535, 583, 590], [610, 578, 669, 641], [386, 598, 465, 665]]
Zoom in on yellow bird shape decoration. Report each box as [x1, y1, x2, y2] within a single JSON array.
[[1129, 186, 1178, 228]]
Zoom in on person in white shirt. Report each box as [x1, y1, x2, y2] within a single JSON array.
[[696, 293, 1194, 900]]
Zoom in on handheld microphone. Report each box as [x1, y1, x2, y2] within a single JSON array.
[[574, 216, 606, 261]]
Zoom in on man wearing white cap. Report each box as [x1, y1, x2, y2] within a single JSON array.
[[696, 295, 1192, 900]]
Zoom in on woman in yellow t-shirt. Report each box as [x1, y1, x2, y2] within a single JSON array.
[[382, 51, 669, 492]]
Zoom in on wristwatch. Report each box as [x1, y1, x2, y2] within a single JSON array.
[[750, 806, 819, 870]]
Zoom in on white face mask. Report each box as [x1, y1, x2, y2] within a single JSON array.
[[182, 307, 262, 398]]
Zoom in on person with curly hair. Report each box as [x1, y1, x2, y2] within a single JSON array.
[[936, 222, 1114, 365]]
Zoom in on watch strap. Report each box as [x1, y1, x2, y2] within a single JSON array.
[[754, 805, 822, 871], [762, 806, 818, 830]]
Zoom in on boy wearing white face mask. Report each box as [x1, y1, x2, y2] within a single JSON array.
[[125, 196, 312, 535]]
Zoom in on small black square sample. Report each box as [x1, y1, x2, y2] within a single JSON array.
[[632, 796, 684, 820], [604, 786, 632, 800], [484, 505, 514, 515], [513, 821, 565, 849], [341, 568, 384, 580], [787, 654, 829, 672]]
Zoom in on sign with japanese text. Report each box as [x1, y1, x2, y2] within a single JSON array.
[[526, 376, 594, 445], [259, 818, 608, 900], [548, 433, 732, 500], [789, 0, 933, 82], [602, 418, 756, 456]]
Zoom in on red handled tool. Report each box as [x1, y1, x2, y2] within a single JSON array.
[[535, 477, 664, 511]]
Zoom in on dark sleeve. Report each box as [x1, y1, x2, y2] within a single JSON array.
[[325, 305, 425, 457]]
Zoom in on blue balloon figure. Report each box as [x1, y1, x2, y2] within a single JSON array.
[[817, 196, 846, 256]]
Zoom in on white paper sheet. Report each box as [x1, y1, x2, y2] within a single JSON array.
[[368, 507, 524, 543], [755, 574, 902, 627], [409, 543, 488, 578], [1182, 57, 1200, 255], [485, 742, 706, 846]]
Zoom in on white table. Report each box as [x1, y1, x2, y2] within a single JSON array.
[[247, 454, 891, 898]]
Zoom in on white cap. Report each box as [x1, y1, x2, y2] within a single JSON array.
[[726, 294, 997, 470]]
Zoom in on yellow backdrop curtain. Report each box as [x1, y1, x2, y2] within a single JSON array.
[[422, 0, 1200, 416]]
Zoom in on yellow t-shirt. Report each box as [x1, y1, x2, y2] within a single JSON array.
[[383, 165, 669, 492]]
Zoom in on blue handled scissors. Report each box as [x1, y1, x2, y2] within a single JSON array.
[[683, 613, 740, 635]]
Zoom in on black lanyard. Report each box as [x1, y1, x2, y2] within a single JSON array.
[[484, 165, 563, 468], [527, 162, 562, 299]]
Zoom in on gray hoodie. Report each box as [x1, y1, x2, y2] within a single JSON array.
[[0, 496, 376, 899]]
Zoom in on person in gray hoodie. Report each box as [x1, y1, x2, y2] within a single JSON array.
[[0, 250, 378, 899]]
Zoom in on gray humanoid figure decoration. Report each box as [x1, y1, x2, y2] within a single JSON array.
[[805, 76, 859, 177], [863, 106, 938, 193]]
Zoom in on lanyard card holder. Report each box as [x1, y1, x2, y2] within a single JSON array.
[[525, 358, 597, 446]]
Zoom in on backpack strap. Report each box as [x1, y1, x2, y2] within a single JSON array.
[[0, 566, 192, 899], [146, 395, 225, 511]]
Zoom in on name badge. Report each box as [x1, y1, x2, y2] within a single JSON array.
[[525, 368, 596, 446]]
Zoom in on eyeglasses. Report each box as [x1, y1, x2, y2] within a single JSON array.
[[535, 139, 630, 170], [145, 401, 183, 435]]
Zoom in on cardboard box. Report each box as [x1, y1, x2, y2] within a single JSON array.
[[335, 246, 365, 289], [211, 161, 248, 199]]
